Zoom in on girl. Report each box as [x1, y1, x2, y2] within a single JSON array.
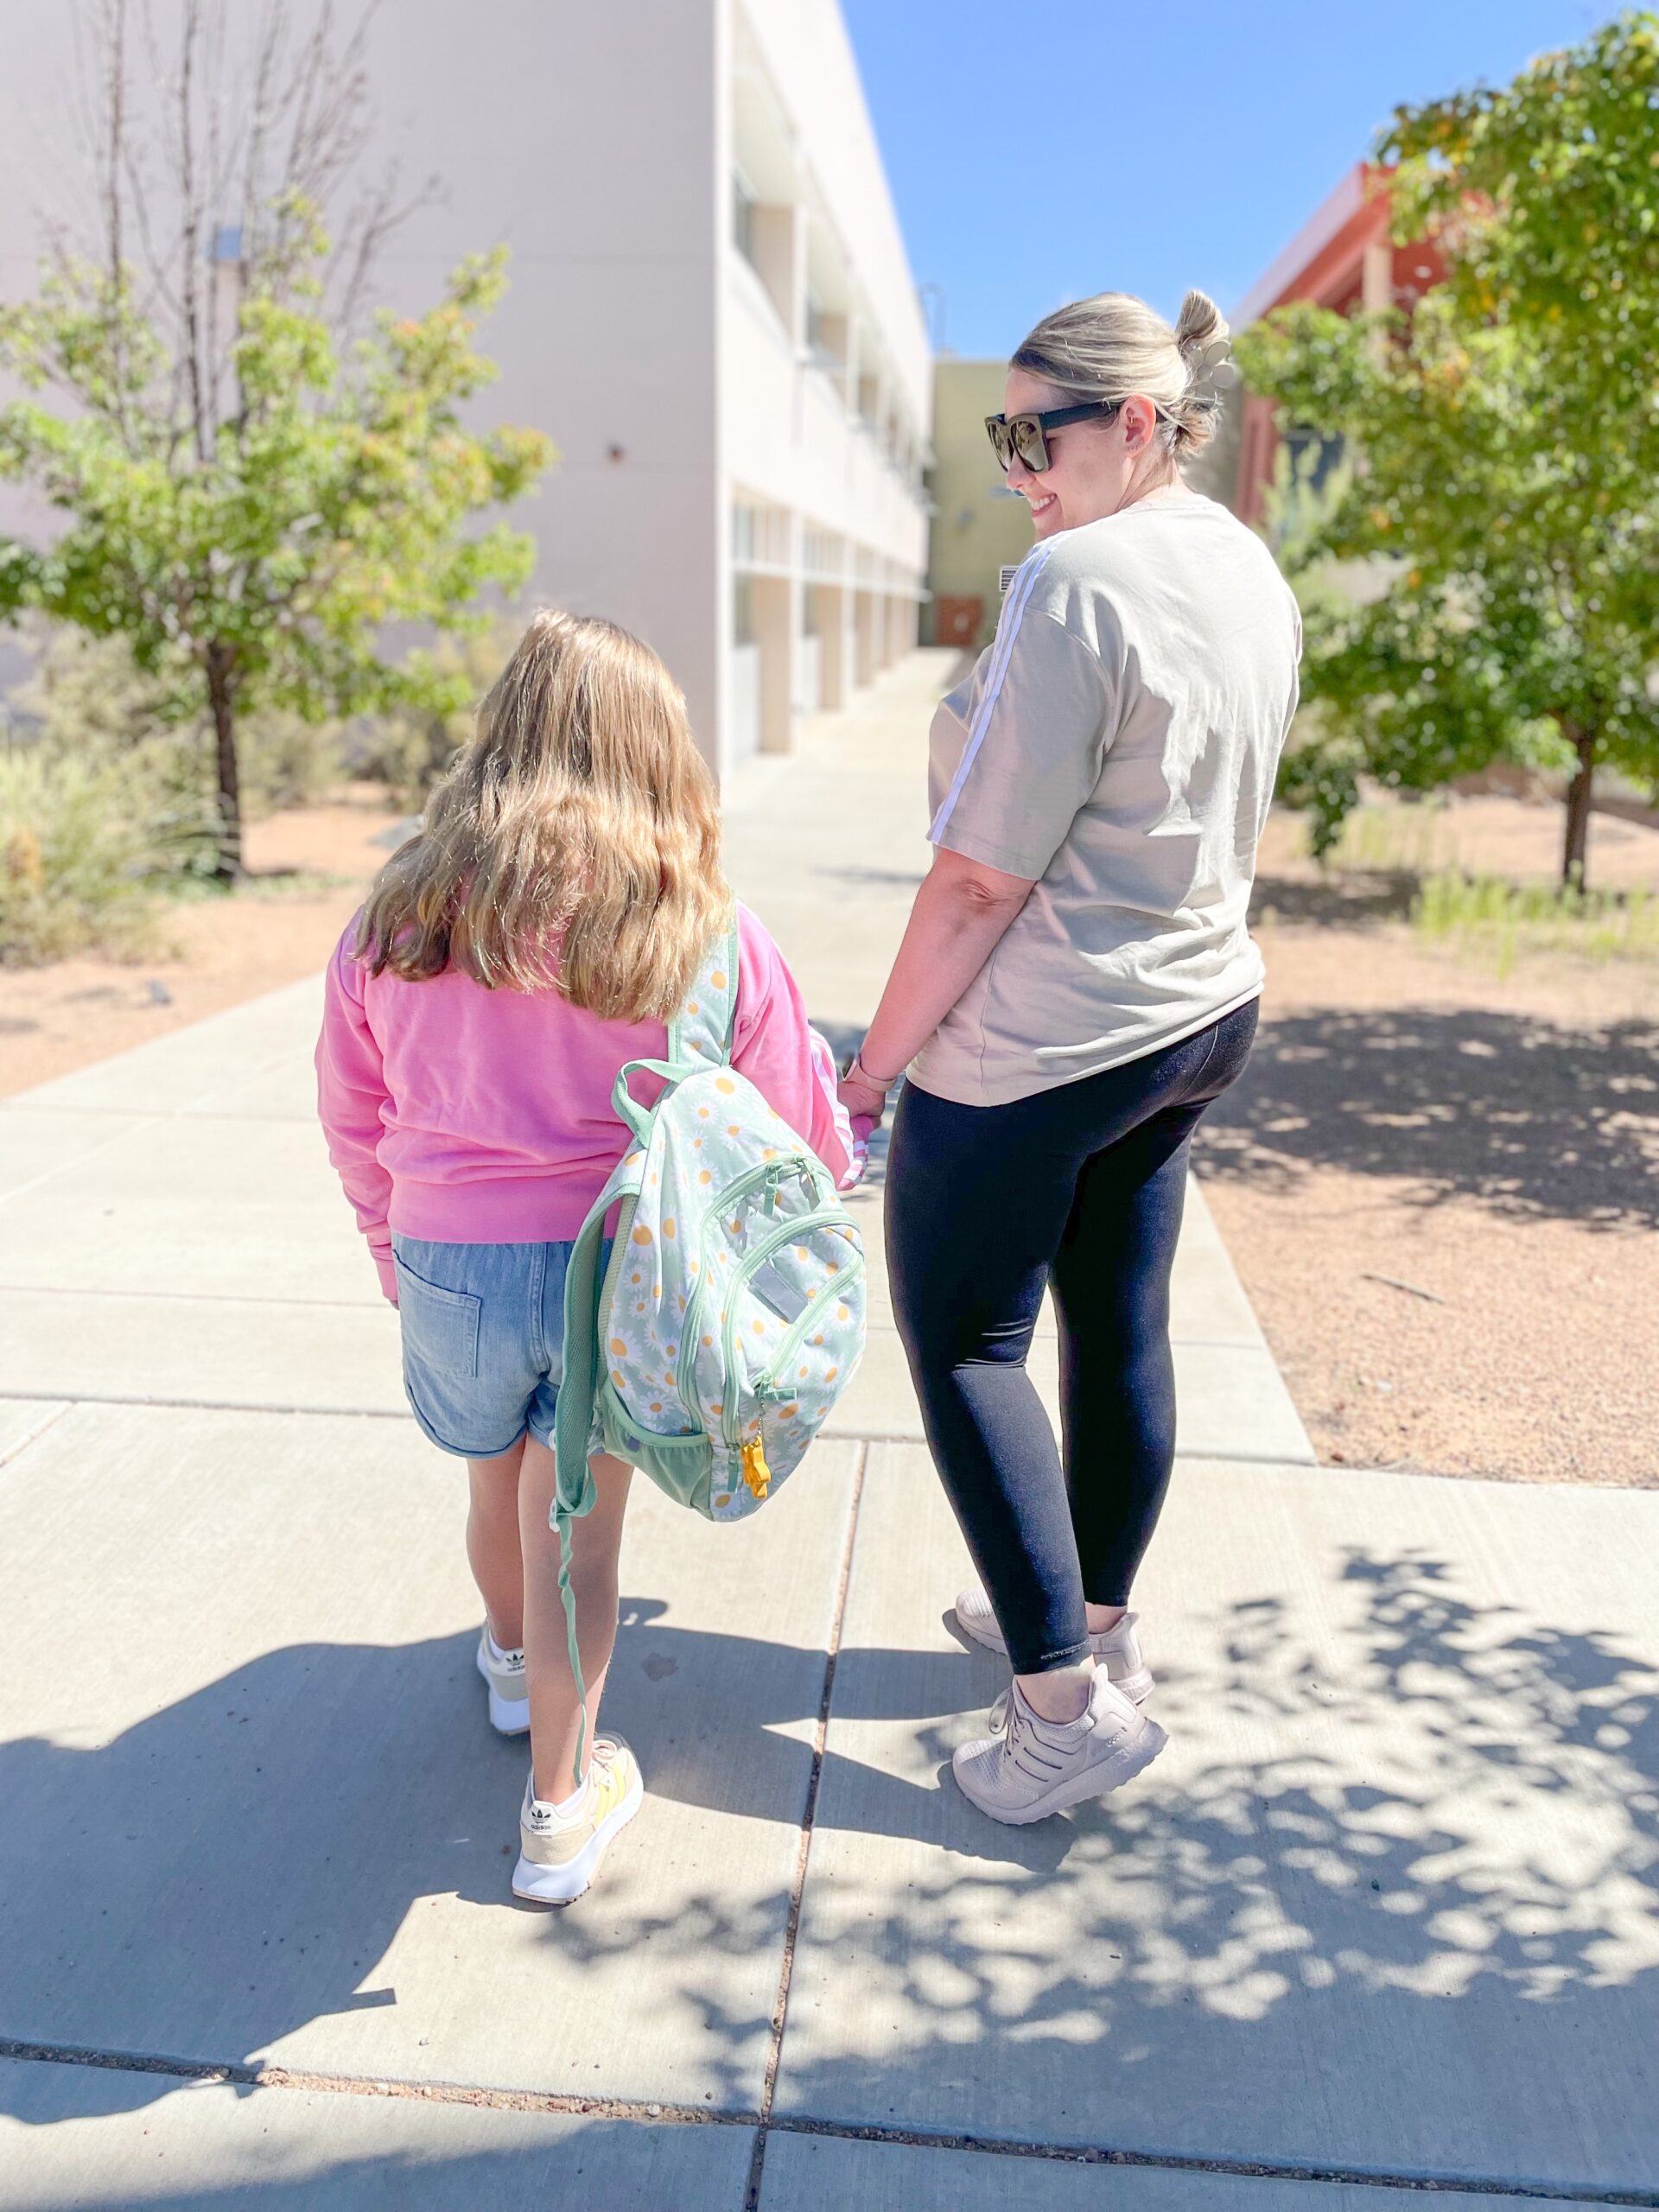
[[318, 610, 855, 1901]]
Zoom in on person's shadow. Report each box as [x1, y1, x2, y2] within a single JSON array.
[[0, 1599, 1023, 2127]]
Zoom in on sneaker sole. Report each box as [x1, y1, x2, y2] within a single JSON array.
[[954, 1715, 1168, 1826], [512, 1769, 645, 1905], [477, 1647, 531, 1736], [952, 1609, 1154, 1707]]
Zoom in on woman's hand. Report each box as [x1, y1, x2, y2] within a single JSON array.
[[838, 1071, 890, 1127]]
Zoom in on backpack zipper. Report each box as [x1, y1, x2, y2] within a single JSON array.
[[675, 1158, 817, 1411], [754, 1248, 867, 1405], [717, 1206, 858, 1447]]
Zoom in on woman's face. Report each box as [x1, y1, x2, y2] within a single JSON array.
[[1001, 367, 1160, 539]]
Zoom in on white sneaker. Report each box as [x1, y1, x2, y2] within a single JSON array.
[[953, 1669, 1166, 1826], [952, 1586, 1154, 1705], [476, 1627, 530, 1735], [512, 1737, 645, 1904]]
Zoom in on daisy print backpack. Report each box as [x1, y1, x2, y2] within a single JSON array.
[[551, 916, 866, 1707]]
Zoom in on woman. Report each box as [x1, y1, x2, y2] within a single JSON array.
[[840, 288, 1300, 1826]]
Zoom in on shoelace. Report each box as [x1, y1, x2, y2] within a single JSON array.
[[985, 1687, 1083, 1783], [587, 1738, 625, 1808]]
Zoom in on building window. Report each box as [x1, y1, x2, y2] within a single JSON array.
[[802, 583, 821, 638], [733, 575, 753, 646], [732, 170, 757, 268]]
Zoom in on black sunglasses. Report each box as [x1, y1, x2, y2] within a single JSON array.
[[985, 400, 1122, 474]]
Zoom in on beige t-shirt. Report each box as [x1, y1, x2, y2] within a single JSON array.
[[912, 487, 1301, 1109]]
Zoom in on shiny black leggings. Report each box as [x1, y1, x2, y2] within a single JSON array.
[[886, 1001, 1257, 1675]]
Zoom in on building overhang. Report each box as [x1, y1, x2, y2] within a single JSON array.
[[1233, 162, 1394, 326]]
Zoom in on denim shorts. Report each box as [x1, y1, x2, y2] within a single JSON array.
[[391, 1235, 613, 1459]]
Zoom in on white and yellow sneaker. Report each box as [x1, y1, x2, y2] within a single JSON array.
[[954, 1671, 1166, 1826], [512, 1738, 644, 1904], [476, 1627, 530, 1735], [952, 1586, 1154, 1706]]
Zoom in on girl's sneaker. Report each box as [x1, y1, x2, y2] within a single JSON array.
[[476, 1627, 530, 1735], [953, 1672, 1166, 1826], [952, 1587, 1154, 1705], [512, 1737, 644, 1904]]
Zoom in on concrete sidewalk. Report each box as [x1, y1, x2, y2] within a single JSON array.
[[2, 653, 1656, 2208]]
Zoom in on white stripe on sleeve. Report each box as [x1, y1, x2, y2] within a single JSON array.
[[928, 544, 1053, 845]]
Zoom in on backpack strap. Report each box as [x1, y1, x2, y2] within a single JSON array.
[[667, 912, 740, 1070], [545, 922, 735, 1794], [550, 1142, 645, 1791]]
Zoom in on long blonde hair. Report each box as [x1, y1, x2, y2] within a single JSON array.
[[356, 610, 730, 1021]]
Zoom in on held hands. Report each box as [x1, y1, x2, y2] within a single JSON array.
[[838, 1049, 894, 1130]]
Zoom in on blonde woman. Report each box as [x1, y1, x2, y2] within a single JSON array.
[[318, 612, 854, 1902], [841, 289, 1301, 1825]]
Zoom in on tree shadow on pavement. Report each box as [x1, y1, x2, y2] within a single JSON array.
[[1195, 1006, 1659, 1230], [575, 1553, 1659, 2190]]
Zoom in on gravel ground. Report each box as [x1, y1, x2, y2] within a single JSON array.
[[1198, 806, 1659, 1488], [0, 793, 404, 1096]]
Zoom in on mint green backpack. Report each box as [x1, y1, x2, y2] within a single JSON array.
[[551, 916, 866, 1773]]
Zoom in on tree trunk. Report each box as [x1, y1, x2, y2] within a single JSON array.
[[207, 644, 242, 883], [1560, 721, 1595, 892]]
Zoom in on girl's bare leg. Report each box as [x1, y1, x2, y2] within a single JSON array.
[[517, 1440, 633, 1802], [467, 1440, 527, 1649]]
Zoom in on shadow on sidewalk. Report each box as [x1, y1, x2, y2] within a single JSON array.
[[579, 1554, 1659, 2183], [4, 1551, 1656, 2189], [0, 1605, 1007, 2132], [1196, 1006, 1659, 1230]]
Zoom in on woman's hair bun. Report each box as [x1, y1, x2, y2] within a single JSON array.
[[1175, 287, 1240, 394], [1174, 288, 1229, 364]]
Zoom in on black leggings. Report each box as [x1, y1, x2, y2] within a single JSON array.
[[886, 1001, 1257, 1675]]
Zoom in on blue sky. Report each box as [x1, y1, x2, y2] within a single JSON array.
[[840, 0, 1616, 358]]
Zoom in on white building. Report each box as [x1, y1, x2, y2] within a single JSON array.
[[0, 0, 932, 779]]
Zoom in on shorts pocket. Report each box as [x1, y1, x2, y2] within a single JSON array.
[[393, 1255, 481, 1380]]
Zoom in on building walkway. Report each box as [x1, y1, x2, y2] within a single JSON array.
[[2, 653, 1656, 2208]]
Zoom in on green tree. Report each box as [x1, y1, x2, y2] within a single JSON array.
[[1236, 12, 1659, 887], [0, 3, 552, 878]]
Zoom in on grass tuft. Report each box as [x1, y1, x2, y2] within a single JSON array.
[[1412, 868, 1659, 974]]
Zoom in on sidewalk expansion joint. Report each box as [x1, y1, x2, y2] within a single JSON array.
[[744, 1437, 869, 2212], [0, 1399, 72, 1470], [1, 2040, 1653, 2206], [0, 1388, 410, 1421], [0, 1283, 387, 1311]]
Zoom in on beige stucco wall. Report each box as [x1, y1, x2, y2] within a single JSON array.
[[925, 359, 1036, 649]]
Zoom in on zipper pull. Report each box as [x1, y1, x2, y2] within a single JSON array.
[[741, 1438, 772, 1501]]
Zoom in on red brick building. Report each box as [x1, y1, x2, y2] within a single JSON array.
[[1233, 164, 1445, 523]]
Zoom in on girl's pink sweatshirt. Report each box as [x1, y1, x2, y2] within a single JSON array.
[[316, 904, 854, 1303]]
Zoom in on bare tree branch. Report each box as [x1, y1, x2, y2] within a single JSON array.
[[175, 3, 210, 461]]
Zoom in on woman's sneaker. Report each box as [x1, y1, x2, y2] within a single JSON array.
[[953, 1672, 1166, 1826], [512, 1737, 644, 1904], [476, 1628, 530, 1735], [952, 1586, 1154, 1705]]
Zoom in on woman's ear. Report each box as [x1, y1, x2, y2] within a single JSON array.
[[1119, 395, 1160, 453]]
